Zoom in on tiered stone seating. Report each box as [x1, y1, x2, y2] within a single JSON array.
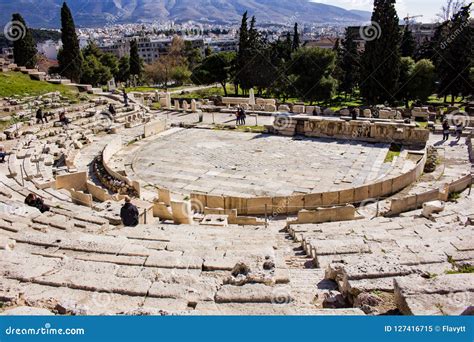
[[287, 196, 474, 314]]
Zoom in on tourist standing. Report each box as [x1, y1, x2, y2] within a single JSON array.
[[236, 107, 242, 126], [0, 145, 6, 163], [240, 107, 247, 126], [123, 89, 129, 107], [120, 196, 139, 227], [455, 122, 463, 141], [36, 108, 47, 124], [442, 120, 450, 141]]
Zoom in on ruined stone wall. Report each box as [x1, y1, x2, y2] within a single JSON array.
[[274, 116, 429, 145]]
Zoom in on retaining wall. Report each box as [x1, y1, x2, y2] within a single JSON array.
[[190, 151, 427, 216]]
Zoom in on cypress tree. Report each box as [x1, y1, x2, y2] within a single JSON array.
[[235, 12, 249, 92], [58, 2, 82, 83], [292, 23, 300, 51], [360, 0, 401, 104], [129, 39, 142, 79], [284, 32, 293, 59], [436, 4, 473, 103], [400, 26, 416, 57], [11, 14, 37, 69]]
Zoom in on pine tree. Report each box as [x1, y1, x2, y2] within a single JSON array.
[[400, 26, 416, 57], [292, 23, 300, 51], [129, 39, 142, 82], [58, 2, 83, 83], [11, 13, 37, 69], [360, 0, 401, 104]]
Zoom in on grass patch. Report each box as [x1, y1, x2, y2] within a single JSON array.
[[416, 121, 429, 128], [236, 125, 266, 133], [384, 151, 401, 163], [0, 72, 77, 99], [448, 192, 461, 201], [125, 85, 193, 93], [446, 265, 474, 274], [384, 143, 402, 163], [173, 85, 236, 99], [150, 102, 162, 110]]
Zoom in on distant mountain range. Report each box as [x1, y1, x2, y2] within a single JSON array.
[[0, 0, 371, 28]]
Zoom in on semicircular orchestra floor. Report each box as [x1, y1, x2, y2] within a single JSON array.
[[130, 128, 395, 197]]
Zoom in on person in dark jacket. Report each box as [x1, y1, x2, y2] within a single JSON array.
[[25, 193, 50, 213], [442, 120, 450, 141], [120, 196, 139, 227], [36, 108, 47, 124], [108, 103, 117, 116]]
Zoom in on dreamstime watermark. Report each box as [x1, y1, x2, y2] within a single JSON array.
[[446, 291, 471, 308], [274, 114, 294, 131], [359, 21, 382, 42], [447, 110, 470, 129], [4, 323, 85, 336], [440, 21, 470, 50], [3, 20, 27, 42], [271, 287, 293, 305], [183, 198, 205, 216], [92, 290, 113, 308], [358, 198, 380, 219]]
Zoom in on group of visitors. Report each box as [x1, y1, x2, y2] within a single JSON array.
[[235, 107, 247, 126], [36, 108, 70, 127], [442, 120, 463, 142]]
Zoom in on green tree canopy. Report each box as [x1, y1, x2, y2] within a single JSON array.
[[290, 47, 337, 104], [191, 52, 236, 96]]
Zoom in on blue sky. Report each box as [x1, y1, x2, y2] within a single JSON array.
[[314, 0, 447, 22]]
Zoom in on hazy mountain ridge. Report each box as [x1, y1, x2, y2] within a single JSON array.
[[0, 0, 371, 28]]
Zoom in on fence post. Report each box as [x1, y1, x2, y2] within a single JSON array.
[[264, 204, 268, 228]]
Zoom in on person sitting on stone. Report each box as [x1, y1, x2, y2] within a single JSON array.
[[108, 103, 117, 116], [59, 112, 70, 126], [36, 108, 47, 124], [0, 145, 7, 163], [24, 193, 50, 213], [120, 196, 139, 227]]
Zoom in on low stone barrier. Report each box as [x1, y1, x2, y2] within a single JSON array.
[[291, 205, 357, 224], [144, 119, 167, 138], [188, 150, 427, 216], [388, 173, 473, 215]]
